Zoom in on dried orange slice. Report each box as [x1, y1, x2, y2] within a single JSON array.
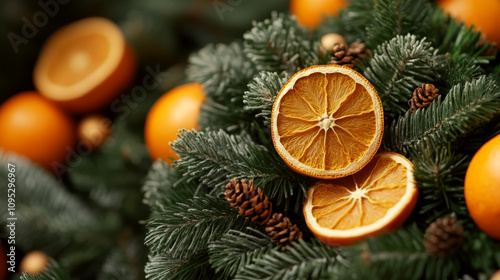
[[34, 17, 136, 113], [271, 65, 383, 179], [303, 152, 418, 246]]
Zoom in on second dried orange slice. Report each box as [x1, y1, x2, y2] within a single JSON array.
[[271, 65, 383, 179], [303, 152, 418, 246]]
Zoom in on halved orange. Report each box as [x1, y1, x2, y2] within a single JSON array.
[[303, 152, 418, 246], [34, 17, 136, 113], [271, 65, 384, 179]]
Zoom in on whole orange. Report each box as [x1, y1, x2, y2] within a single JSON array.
[[464, 134, 500, 240], [144, 83, 205, 164], [0, 92, 76, 170], [438, 0, 500, 45], [290, 0, 347, 29]]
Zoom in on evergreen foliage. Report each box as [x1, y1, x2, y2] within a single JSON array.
[[0, 152, 99, 251], [385, 76, 500, 155], [208, 229, 273, 279], [243, 71, 290, 126], [365, 0, 433, 48], [412, 142, 469, 224], [235, 239, 347, 280], [144, 193, 253, 258], [363, 34, 444, 118], [171, 129, 313, 212], [20, 260, 71, 280], [142, 160, 199, 214], [137, 0, 500, 279], [243, 13, 326, 74]]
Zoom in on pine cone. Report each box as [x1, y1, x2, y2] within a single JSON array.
[[265, 213, 303, 247], [349, 42, 371, 60], [330, 43, 355, 68], [424, 217, 464, 257], [225, 178, 272, 225], [408, 84, 439, 113]]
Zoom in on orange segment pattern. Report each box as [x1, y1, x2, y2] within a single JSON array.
[[277, 72, 376, 170], [311, 156, 408, 230]]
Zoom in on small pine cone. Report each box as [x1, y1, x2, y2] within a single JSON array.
[[424, 217, 464, 257], [265, 213, 303, 247], [349, 42, 372, 60], [330, 43, 355, 68], [224, 178, 272, 225], [408, 84, 439, 113]]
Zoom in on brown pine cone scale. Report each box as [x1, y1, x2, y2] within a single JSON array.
[[409, 84, 439, 113], [265, 213, 303, 247], [424, 216, 464, 257], [225, 178, 272, 225]]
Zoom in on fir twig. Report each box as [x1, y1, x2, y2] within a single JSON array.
[[208, 228, 273, 279], [187, 42, 257, 131], [243, 71, 290, 126], [0, 151, 99, 250], [384, 76, 500, 155], [235, 238, 347, 280], [412, 142, 469, 224], [363, 34, 444, 118], [351, 225, 461, 280], [144, 193, 252, 258], [142, 160, 199, 214], [145, 250, 218, 280], [172, 129, 312, 213], [244, 12, 325, 74], [365, 0, 433, 48]]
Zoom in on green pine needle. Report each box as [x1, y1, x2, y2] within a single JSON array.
[[172, 129, 312, 213], [235, 238, 347, 280], [208, 228, 273, 279], [244, 71, 290, 126], [384, 76, 500, 155], [144, 193, 252, 258], [412, 142, 469, 224], [243, 12, 325, 74], [145, 250, 218, 280], [142, 160, 199, 214], [365, 0, 433, 48], [363, 34, 444, 118]]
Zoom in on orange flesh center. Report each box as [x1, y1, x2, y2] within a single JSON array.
[[311, 156, 407, 230], [277, 72, 376, 170], [47, 34, 110, 86]]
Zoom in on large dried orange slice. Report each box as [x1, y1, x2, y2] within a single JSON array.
[[271, 65, 383, 179], [34, 17, 136, 113], [303, 152, 418, 246]]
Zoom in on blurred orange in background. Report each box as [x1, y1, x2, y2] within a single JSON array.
[[0, 92, 75, 170]]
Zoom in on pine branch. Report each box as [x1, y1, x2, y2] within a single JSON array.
[[145, 250, 218, 280], [365, 0, 433, 48], [97, 235, 146, 280], [0, 151, 100, 251], [243, 12, 326, 74], [235, 238, 346, 280], [172, 129, 313, 213], [20, 259, 71, 280], [432, 8, 495, 60], [208, 228, 274, 279], [363, 34, 444, 118], [329, 0, 375, 43], [463, 230, 500, 277], [412, 142, 469, 224], [186, 42, 257, 131], [350, 224, 461, 280], [443, 56, 484, 89], [144, 193, 252, 258], [142, 160, 199, 214], [243, 71, 289, 126], [384, 76, 500, 155]]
